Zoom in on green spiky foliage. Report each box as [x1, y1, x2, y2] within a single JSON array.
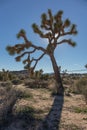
[[17, 29, 26, 39], [85, 64, 87, 69], [32, 9, 77, 44], [6, 9, 78, 94]]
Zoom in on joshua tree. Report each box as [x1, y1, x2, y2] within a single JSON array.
[[85, 64, 87, 69], [34, 69, 43, 79], [6, 9, 77, 94], [2, 69, 10, 81]]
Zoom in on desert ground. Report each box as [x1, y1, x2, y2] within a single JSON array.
[[0, 75, 87, 130]]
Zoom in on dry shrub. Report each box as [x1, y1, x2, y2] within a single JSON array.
[[48, 79, 56, 89], [11, 79, 22, 85], [48, 79, 59, 95], [0, 81, 12, 91], [14, 106, 35, 122], [74, 77, 87, 104], [24, 79, 48, 89], [0, 87, 22, 126]]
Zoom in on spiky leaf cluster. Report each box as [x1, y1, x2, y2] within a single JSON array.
[[6, 46, 16, 55], [32, 9, 77, 41], [24, 64, 30, 70], [70, 24, 78, 35], [68, 39, 76, 47], [85, 64, 87, 69], [32, 23, 43, 36], [23, 58, 31, 65], [64, 19, 71, 27], [17, 29, 26, 39], [6, 42, 32, 57], [23, 59, 28, 64], [15, 56, 21, 62]]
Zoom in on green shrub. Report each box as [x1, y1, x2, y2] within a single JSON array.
[[21, 90, 33, 99], [40, 74, 49, 80], [0, 88, 21, 126], [0, 73, 3, 81], [0, 81, 12, 91], [24, 80, 48, 89], [0, 81, 12, 87], [12, 79, 22, 85], [75, 78, 87, 104], [73, 107, 87, 114], [15, 106, 35, 122], [63, 79, 71, 85]]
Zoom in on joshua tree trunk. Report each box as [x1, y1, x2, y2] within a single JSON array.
[[50, 53, 64, 95]]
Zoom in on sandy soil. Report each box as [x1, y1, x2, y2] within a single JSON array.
[[0, 84, 87, 130]]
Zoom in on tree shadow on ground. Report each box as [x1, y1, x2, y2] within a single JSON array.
[[37, 92, 64, 130], [0, 90, 64, 130]]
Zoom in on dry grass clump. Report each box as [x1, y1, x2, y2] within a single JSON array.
[[13, 106, 35, 122], [24, 79, 48, 89], [72, 77, 87, 104], [11, 79, 22, 85], [73, 106, 87, 114], [0, 81, 12, 91], [17, 88, 33, 99], [0, 84, 22, 127]]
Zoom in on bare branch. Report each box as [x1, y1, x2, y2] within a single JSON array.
[[18, 32, 47, 53], [60, 31, 77, 37], [30, 43, 47, 53], [32, 52, 46, 69], [21, 51, 46, 71], [19, 48, 36, 57], [57, 39, 76, 47]]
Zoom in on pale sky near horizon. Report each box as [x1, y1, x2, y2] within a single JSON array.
[[0, 0, 87, 73]]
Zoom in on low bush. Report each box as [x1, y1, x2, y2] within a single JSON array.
[[0, 81, 12, 87], [24, 79, 48, 89], [0, 88, 21, 126], [0, 81, 12, 91], [11, 79, 22, 85], [21, 90, 33, 99], [40, 74, 49, 80], [15, 106, 35, 122], [62, 79, 71, 85], [74, 78, 87, 104]]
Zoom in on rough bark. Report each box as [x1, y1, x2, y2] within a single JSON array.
[[50, 53, 64, 95]]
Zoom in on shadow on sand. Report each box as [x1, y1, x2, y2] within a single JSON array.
[[37, 92, 64, 130], [0, 90, 64, 130]]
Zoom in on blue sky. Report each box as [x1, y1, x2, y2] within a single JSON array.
[[0, 0, 87, 73]]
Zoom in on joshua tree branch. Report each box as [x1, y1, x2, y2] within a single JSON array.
[[32, 52, 46, 69], [23, 35, 47, 53], [22, 52, 46, 71], [60, 30, 77, 36], [57, 39, 76, 46], [19, 48, 36, 57]]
